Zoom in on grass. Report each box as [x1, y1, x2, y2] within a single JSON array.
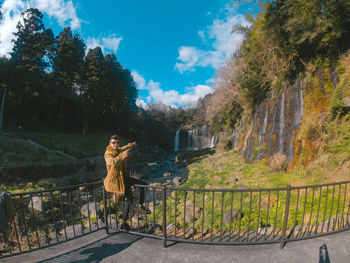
[[0, 131, 129, 193], [0, 136, 69, 168], [147, 148, 350, 234], [10, 132, 128, 158], [179, 149, 310, 189]]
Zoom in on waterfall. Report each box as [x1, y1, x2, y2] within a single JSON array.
[[240, 122, 250, 155], [300, 80, 304, 122], [279, 85, 286, 153], [268, 97, 277, 155], [233, 118, 244, 149], [245, 113, 257, 160], [294, 80, 304, 126], [174, 130, 180, 152], [261, 108, 268, 143], [186, 125, 217, 150], [255, 107, 268, 161], [187, 130, 192, 148], [209, 136, 216, 148]]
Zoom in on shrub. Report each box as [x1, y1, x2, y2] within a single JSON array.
[[269, 153, 287, 171]]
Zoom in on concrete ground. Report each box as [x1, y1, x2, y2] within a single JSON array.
[[1, 230, 349, 263]]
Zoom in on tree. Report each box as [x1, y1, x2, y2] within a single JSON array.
[[265, 0, 350, 63], [49, 27, 86, 130], [7, 8, 54, 129]]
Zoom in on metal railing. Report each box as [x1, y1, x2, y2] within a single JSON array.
[[1, 180, 350, 257], [0, 180, 107, 257]]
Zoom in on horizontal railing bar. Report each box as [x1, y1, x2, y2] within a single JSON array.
[[134, 184, 289, 192], [134, 180, 350, 192], [10, 180, 102, 197], [7, 179, 350, 198], [290, 180, 350, 190]]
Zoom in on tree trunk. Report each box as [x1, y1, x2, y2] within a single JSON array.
[[0, 86, 6, 133]]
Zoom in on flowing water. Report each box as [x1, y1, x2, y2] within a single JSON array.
[[279, 85, 286, 153], [174, 130, 180, 152]]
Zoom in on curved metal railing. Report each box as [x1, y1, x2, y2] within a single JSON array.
[[1, 179, 350, 257]]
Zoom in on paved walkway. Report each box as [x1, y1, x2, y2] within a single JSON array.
[[2, 230, 350, 263]]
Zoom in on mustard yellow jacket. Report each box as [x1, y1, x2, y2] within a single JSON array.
[[103, 144, 133, 195]]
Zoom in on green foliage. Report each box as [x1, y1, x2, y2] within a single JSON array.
[[2, 7, 141, 140], [331, 84, 344, 114], [265, 0, 350, 63], [211, 101, 242, 134]]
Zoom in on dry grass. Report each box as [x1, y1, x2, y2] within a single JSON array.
[[268, 153, 287, 171]]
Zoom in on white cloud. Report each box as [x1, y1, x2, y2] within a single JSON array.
[[132, 70, 213, 108], [31, 0, 81, 30], [86, 35, 123, 54], [136, 99, 149, 110], [175, 8, 250, 73], [0, 0, 81, 57]]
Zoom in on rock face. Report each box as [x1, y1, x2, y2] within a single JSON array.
[[224, 209, 243, 225], [233, 79, 305, 165]]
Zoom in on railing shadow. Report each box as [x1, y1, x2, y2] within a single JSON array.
[[37, 233, 142, 263]]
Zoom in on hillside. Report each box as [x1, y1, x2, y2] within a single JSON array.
[[186, 0, 350, 182], [0, 132, 128, 192]]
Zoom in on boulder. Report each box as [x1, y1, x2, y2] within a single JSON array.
[[28, 196, 43, 212], [202, 227, 210, 236], [166, 223, 175, 230], [173, 177, 183, 186], [132, 216, 147, 228], [227, 177, 238, 184], [146, 224, 162, 234], [163, 172, 171, 177], [184, 200, 202, 224], [224, 209, 243, 225], [81, 202, 99, 217]]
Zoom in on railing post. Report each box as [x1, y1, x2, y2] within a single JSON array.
[[162, 185, 167, 248], [280, 185, 291, 249], [102, 180, 109, 234]]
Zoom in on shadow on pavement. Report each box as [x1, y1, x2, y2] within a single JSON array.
[[38, 233, 142, 263], [319, 243, 331, 263]]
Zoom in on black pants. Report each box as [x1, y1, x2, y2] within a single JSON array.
[[123, 176, 147, 221]]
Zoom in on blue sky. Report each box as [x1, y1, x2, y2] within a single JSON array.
[[0, 0, 260, 108]]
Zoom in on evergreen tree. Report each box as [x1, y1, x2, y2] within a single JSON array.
[[49, 27, 86, 130], [8, 8, 54, 128]]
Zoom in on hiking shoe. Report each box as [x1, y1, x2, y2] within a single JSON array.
[[138, 205, 151, 214], [120, 223, 130, 231]]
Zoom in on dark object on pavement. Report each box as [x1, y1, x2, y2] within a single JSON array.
[[0, 192, 15, 242], [319, 243, 331, 263], [120, 223, 131, 231]]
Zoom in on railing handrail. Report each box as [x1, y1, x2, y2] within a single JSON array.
[[7, 179, 350, 197], [9, 180, 102, 197], [135, 179, 350, 192], [2, 177, 350, 258]]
